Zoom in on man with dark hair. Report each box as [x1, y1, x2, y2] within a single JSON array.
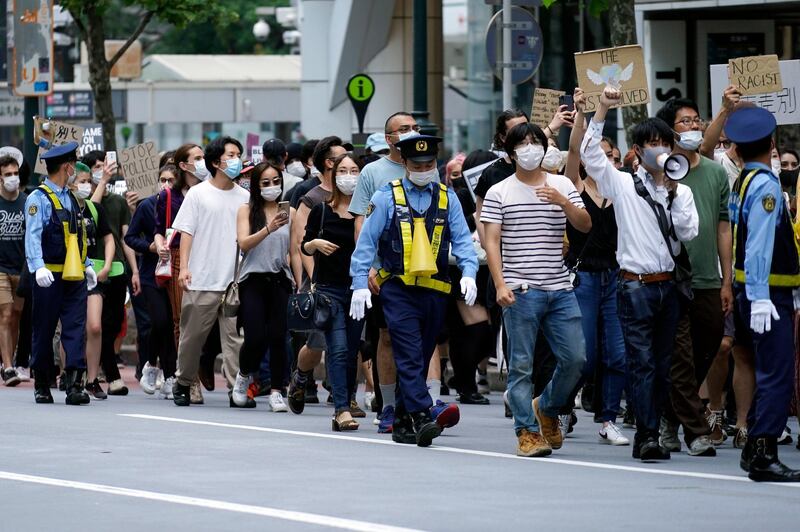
[[655, 97, 732, 456], [727, 107, 800, 482], [171, 136, 249, 406], [581, 86, 699, 461], [0, 155, 26, 387], [25, 142, 98, 404]]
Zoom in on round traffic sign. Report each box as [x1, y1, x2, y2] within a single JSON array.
[[347, 75, 375, 102], [484, 7, 543, 85]]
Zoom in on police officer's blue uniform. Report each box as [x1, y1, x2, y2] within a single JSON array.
[[350, 135, 478, 446], [25, 142, 94, 405], [726, 107, 800, 481]]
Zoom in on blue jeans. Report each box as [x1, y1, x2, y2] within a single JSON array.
[[503, 288, 585, 434], [617, 278, 679, 439], [318, 285, 363, 412], [575, 269, 627, 422]]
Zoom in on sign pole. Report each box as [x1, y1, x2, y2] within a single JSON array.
[[502, 0, 512, 110], [23, 97, 38, 186]]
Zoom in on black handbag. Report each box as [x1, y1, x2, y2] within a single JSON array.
[[287, 204, 334, 332]]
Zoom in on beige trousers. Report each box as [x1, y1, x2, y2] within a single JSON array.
[[175, 289, 240, 389]]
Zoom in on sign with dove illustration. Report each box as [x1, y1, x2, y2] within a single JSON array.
[[575, 45, 650, 113]]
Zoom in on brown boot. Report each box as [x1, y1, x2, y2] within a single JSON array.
[[533, 396, 563, 449], [517, 429, 552, 457]]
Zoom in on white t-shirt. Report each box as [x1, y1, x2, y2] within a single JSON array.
[[172, 180, 249, 291], [480, 173, 583, 291]]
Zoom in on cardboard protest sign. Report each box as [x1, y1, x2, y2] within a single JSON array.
[[119, 141, 160, 197], [79, 124, 103, 157], [728, 55, 783, 96], [531, 88, 565, 129], [33, 119, 85, 175], [711, 59, 800, 126], [575, 45, 649, 113]]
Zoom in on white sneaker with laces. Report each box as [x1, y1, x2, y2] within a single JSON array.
[[269, 391, 288, 412], [160, 377, 175, 399], [16, 367, 30, 382], [232, 372, 250, 407], [363, 391, 375, 411], [139, 362, 158, 395], [599, 422, 630, 446]]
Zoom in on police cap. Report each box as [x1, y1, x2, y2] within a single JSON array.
[[40, 141, 79, 167], [395, 134, 442, 163], [724, 107, 776, 144]]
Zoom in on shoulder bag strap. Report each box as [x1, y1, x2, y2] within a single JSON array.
[[165, 187, 172, 228], [631, 175, 678, 261], [310, 202, 327, 287]]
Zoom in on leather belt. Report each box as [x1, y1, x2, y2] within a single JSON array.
[[620, 270, 673, 284]]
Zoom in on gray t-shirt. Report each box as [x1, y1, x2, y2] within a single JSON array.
[[349, 155, 406, 216], [239, 222, 291, 282]]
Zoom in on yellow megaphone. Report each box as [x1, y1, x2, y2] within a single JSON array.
[[62, 231, 84, 281], [408, 218, 437, 276]]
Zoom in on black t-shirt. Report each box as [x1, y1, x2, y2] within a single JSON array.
[[474, 158, 515, 199], [0, 192, 27, 275], [455, 186, 476, 234], [290, 176, 320, 209], [565, 191, 618, 272], [303, 203, 355, 287], [82, 201, 113, 262]]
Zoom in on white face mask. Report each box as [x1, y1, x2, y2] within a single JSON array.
[[91, 170, 103, 185], [541, 146, 564, 172], [335, 175, 358, 196], [192, 159, 210, 180], [397, 131, 420, 143], [772, 157, 782, 176], [75, 182, 92, 199], [676, 130, 703, 151], [285, 161, 306, 178], [260, 185, 282, 202], [714, 148, 726, 161], [408, 167, 438, 187], [514, 143, 545, 171], [2, 175, 19, 192]]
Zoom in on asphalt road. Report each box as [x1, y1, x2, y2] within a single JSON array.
[[1, 371, 799, 532]]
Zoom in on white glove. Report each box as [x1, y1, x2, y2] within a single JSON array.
[[793, 289, 800, 311], [35, 267, 54, 288], [85, 266, 97, 291], [349, 288, 373, 320], [750, 299, 780, 334], [460, 276, 478, 306]]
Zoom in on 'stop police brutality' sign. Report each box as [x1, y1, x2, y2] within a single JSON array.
[[711, 60, 800, 126]]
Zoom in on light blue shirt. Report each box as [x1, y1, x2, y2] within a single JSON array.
[[24, 177, 92, 273], [734, 162, 782, 301], [349, 155, 407, 216], [349, 178, 478, 290]]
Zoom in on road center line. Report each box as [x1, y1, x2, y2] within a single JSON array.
[[0, 470, 424, 532], [120, 413, 800, 489]]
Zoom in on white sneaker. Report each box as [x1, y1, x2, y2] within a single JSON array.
[[559, 414, 570, 440], [599, 422, 630, 446], [269, 391, 288, 412], [155, 369, 164, 390], [574, 390, 582, 410], [160, 377, 175, 399], [16, 367, 30, 382], [373, 414, 381, 425], [139, 362, 158, 395], [363, 391, 375, 411], [232, 372, 251, 407]]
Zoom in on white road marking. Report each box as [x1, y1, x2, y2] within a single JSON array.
[[121, 414, 800, 488], [0, 470, 424, 532]]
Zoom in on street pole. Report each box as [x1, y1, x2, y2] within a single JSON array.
[[502, 0, 512, 111], [23, 97, 38, 187], [412, 0, 436, 134]]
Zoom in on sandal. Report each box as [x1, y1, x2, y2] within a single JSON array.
[[332, 411, 359, 432]]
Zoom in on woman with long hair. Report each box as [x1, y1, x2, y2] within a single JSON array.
[[230, 162, 292, 411]]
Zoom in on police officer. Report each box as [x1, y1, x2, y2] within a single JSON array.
[[25, 141, 98, 405], [349, 134, 478, 447], [727, 107, 800, 482]]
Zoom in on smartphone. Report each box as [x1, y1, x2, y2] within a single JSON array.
[[278, 201, 290, 218], [106, 151, 117, 165], [559, 94, 575, 112]]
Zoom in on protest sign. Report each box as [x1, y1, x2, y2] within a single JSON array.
[[251, 146, 264, 164], [246, 133, 260, 161], [119, 141, 160, 197], [728, 55, 782, 96], [79, 124, 104, 157], [462, 159, 496, 201], [711, 60, 800, 126], [33, 119, 85, 175], [531, 88, 565, 129], [575, 45, 649, 113]]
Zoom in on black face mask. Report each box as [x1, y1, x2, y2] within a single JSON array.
[[450, 177, 466, 191], [780, 169, 799, 188]]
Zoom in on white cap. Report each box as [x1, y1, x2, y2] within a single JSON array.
[[0, 146, 23, 166]]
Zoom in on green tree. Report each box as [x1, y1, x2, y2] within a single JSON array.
[[60, 0, 232, 151], [544, 0, 648, 144]]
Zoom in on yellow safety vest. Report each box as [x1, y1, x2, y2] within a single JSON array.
[[40, 185, 88, 273]]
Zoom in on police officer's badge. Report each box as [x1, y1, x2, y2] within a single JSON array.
[[366, 202, 375, 217], [762, 194, 776, 213], [416, 140, 427, 152], [28, 205, 37, 216]]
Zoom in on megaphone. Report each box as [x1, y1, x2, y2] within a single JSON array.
[[408, 218, 437, 276], [656, 152, 690, 181], [62, 232, 85, 281]]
